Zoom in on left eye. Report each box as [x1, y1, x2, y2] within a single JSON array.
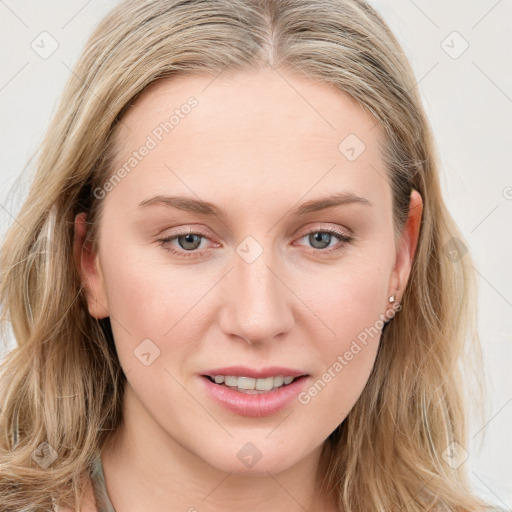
[[296, 229, 353, 251], [172, 233, 204, 251], [157, 232, 209, 256]]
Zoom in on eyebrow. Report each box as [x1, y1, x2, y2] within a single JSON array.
[[138, 191, 372, 218]]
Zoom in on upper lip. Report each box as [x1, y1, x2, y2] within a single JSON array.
[[201, 366, 309, 379]]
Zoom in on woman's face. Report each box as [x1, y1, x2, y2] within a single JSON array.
[[77, 68, 421, 476]]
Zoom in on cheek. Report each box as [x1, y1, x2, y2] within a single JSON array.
[[99, 220, 208, 322], [100, 258, 209, 424], [96, 235, 210, 376], [300, 253, 390, 342], [294, 257, 390, 421]]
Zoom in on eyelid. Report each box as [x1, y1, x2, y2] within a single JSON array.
[[295, 223, 354, 239]]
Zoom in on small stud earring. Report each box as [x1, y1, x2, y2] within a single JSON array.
[[389, 295, 395, 303]]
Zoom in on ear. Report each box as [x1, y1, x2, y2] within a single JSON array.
[[388, 189, 423, 303], [73, 212, 110, 319]]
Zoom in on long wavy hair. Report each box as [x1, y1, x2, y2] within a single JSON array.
[[0, 0, 489, 510]]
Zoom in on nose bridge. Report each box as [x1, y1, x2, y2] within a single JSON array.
[[219, 237, 294, 343]]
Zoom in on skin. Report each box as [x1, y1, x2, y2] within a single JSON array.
[[73, 67, 422, 512]]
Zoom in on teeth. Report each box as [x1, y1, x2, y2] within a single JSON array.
[[255, 377, 274, 390], [274, 376, 284, 387], [224, 376, 238, 387], [210, 375, 297, 392]]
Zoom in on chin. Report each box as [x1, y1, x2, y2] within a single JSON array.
[[196, 438, 310, 476]]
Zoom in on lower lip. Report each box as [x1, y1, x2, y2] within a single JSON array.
[[200, 375, 309, 417]]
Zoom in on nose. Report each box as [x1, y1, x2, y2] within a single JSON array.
[[217, 244, 295, 345]]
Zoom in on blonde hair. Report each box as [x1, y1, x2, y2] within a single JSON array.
[[0, 0, 490, 510]]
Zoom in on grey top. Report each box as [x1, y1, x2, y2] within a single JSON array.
[[90, 451, 116, 512]]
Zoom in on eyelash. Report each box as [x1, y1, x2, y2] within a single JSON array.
[[157, 227, 354, 258]]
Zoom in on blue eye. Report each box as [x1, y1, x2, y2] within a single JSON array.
[[297, 228, 354, 253], [173, 233, 203, 251], [157, 231, 210, 257]]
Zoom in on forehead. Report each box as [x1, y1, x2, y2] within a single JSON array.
[[117, 67, 382, 150], [108, 68, 389, 211]]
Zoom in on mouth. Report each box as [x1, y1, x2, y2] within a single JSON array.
[[202, 374, 308, 394], [200, 371, 310, 417]]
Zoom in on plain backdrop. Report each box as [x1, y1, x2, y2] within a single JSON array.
[[0, 0, 511, 508]]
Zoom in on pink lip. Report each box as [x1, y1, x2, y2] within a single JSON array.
[[199, 374, 310, 417], [201, 366, 307, 379]]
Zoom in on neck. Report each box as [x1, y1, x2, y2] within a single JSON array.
[[100, 384, 337, 512]]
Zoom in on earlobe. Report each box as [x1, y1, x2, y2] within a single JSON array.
[[73, 213, 110, 319]]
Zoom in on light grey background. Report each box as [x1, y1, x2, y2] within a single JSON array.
[[1, 0, 511, 508]]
